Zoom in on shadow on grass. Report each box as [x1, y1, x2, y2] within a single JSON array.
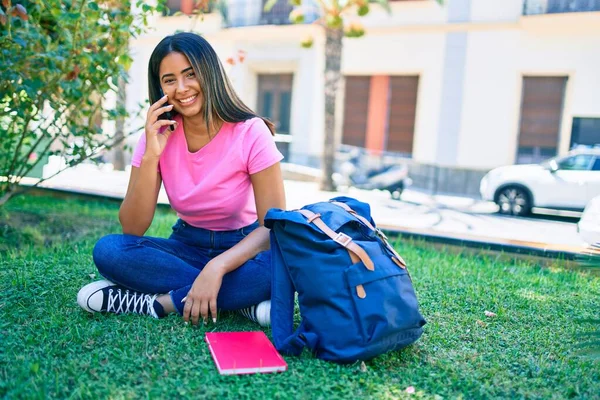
[[0, 210, 117, 252]]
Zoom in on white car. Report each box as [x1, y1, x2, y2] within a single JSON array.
[[578, 195, 600, 245], [480, 148, 600, 216]]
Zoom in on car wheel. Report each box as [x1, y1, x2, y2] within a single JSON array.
[[496, 186, 531, 216], [388, 184, 403, 200], [390, 189, 402, 200]]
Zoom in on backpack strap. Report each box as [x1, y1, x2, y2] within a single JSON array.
[[298, 209, 374, 271], [329, 201, 407, 269], [330, 200, 377, 230]]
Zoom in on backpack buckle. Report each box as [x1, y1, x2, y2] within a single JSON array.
[[376, 228, 388, 241], [333, 232, 352, 247], [392, 256, 407, 269], [306, 213, 322, 223]]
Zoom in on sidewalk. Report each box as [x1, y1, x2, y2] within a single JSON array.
[[21, 163, 588, 255]]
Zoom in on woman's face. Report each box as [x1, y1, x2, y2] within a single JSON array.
[[158, 52, 203, 118]]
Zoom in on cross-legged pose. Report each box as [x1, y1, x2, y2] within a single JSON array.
[[77, 32, 285, 327]]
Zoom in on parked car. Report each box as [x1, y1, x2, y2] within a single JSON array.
[[480, 147, 600, 216], [578, 195, 600, 245]]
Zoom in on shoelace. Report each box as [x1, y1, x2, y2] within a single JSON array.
[[107, 288, 158, 318], [238, 305, 258, 323]]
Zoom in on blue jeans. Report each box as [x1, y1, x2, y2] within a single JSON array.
[[92, 219, 270, 315]]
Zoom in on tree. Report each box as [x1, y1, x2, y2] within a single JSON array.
[[112, 73, 128, 171], [110, 0, 213, 171], [0, 0, 164, 206], [266, 0, 442, 191]]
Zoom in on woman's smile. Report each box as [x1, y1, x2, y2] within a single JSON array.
[[178, 94, 198, 107]]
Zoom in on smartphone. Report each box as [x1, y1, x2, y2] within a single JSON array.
[[158, 88, 175, 130]]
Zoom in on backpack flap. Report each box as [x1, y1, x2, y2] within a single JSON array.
[[264, 207, 309, 229], [302, 202, 363, 233], [329, 196, 376, 226], [266, 204, 361, 239]]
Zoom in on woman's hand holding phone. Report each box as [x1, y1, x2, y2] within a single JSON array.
[[144, 94, 177, 160]]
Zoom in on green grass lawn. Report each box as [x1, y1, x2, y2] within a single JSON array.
[[1, 192, 599, 399]]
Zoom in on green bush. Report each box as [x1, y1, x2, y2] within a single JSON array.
[[0, 0, 164, 206]]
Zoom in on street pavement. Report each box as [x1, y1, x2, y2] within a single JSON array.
[[22, 163, 587, 250]]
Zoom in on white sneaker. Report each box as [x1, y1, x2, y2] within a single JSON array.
[[238, 300, 271, 327], [77, 280, 159, 318]]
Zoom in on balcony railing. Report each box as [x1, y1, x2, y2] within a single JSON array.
[[224, 0, 319, 28], [259, 0, 294, 25], [524, 0, 600, 15]]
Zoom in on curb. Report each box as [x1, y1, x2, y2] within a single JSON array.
[[22, 185, 173, 209], [380, 225, 584, 261]]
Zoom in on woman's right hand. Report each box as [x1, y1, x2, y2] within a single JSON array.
[[144, 95, 177, 159]]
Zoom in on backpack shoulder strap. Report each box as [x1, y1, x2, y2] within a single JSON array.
[[329, 201, 407, 268], [297, 209, 374, 271], [330, 200, 376, 230]]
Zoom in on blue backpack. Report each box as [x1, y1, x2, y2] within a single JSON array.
[[264, 196, 426, 363]]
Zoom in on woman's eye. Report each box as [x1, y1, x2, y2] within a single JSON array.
[[187, 72, 195, 78], [164, 79, 174, 84]]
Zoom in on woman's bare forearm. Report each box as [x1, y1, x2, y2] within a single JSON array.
[[209, 226, 271, 275], [118, 156, 162, 236]]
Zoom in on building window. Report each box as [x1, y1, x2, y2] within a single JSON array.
[[387, 76, 419, 155], [516, 76, 567, 164], [342, 75, 419, 156], [571, 117, 600, 148], [342, 76, 370, 148], [516, 146, 557, 164], [164, 0, 211, 15], [165, 0, 184, 13], [256, 74, 294, 160]]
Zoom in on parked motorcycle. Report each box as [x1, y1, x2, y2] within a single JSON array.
[[332, 153, 412, 200]]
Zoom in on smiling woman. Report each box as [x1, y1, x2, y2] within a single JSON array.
[[147, 34, 275, 141], [76, 32, 286, 328]]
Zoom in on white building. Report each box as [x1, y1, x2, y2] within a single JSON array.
[[122, 0, 600, 193]]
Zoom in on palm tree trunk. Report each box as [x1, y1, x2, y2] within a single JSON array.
[[320, 26, 343, 191]]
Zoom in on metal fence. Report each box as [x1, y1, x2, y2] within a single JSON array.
[[259, 0, 294, 25], [524, 0, 600, 15], [405, 162, 487, 198], [344, 149, 487, 198], [284, 146, 490, 198], [224, 0, 320, 28]]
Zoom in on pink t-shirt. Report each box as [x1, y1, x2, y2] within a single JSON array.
[[131, 116, 283, 231]]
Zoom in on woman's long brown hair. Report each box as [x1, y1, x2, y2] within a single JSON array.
[[148, 32, 275, 136]]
